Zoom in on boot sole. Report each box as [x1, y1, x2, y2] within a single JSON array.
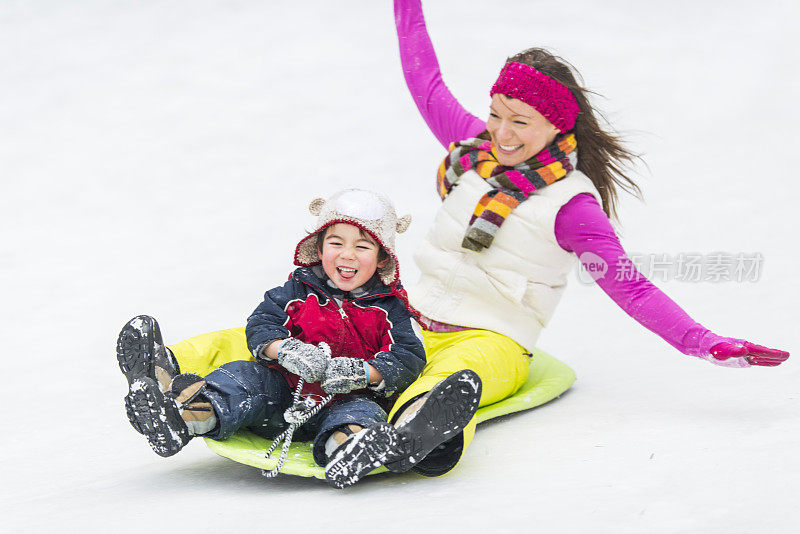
[[325, 423, 403, 489], [116, 315, 161, 386], [125, 377, 190, 457], [385, 369, 482, 473]]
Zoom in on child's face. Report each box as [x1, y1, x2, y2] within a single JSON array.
[[318, 223, 388, 292], [486, 93, 560, 166]]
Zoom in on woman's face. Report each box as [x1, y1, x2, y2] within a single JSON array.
[[486, 93, 560, 166]]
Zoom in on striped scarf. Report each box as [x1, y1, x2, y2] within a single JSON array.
[[436, 133, 577, 251]]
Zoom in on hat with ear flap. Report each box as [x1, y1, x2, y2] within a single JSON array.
[[293, 189, 412, 286]]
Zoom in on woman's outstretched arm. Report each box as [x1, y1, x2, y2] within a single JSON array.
[[394, 0, 486, 148], [555, 194, 788, 367]]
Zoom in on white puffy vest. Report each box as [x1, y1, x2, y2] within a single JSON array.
[[408, 169, 602, 351]]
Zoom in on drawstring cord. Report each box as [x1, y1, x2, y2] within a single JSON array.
[[261, 379, 333, 478]]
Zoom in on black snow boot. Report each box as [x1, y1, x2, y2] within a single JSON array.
[[324, 423, 404, 489], [125, 373, 212, 457], [324, 370, 482, 488], [117, 315, 181, 435], [384, 369, 482, 474]]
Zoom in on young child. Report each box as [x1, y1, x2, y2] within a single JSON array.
[[119, 189, 478, 488]]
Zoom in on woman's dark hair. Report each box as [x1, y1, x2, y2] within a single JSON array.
[[484, 47, 642, 220], [315, 225, 389, 263]]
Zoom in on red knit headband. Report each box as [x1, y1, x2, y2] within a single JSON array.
[[489, 62, 580, 132]]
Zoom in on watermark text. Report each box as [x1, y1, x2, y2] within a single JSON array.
[[575, 252, 764, 285]]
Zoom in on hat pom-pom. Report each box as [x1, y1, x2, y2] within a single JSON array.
[[396, 215, 412, 233], [308, 198, 326, 216]]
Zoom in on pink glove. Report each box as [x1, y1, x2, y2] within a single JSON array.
[[707, 341, 790, 368]]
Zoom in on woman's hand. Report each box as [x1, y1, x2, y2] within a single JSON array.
[[707, 341, 789, 368]]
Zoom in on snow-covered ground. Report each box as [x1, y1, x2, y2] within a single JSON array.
[[2, 1, 798, 532]]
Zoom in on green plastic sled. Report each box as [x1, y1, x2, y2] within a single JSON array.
[[204, 348, 575, 479]]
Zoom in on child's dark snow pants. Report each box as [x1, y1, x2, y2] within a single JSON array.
[[200, 360, 387, 465]]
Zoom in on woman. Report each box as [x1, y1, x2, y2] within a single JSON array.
[[117, 0, 789, 487], [325, 0, 789, 481]]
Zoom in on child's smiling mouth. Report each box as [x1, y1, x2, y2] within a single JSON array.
[[337, 266, 357, 280]]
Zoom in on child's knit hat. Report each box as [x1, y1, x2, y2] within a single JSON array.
[[294, 189, 412, 286]]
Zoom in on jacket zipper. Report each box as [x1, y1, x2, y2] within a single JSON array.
[[337, 299, 355, 357]]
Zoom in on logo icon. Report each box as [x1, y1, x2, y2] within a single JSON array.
[[577, 252, 608, 284]]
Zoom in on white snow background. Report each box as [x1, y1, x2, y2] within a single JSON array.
[[1, 1, 798, 532]]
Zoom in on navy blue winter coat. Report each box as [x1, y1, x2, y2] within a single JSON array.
[[246, 267, 426, 402]]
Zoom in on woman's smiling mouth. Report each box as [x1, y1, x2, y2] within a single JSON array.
[[498, 143, 523, 153]]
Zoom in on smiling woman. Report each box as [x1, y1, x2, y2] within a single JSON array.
[[488, 93, 560, 165], [322, 0, 787, 482], [114, 0, 789, 491], [478, 46, 641, 221]]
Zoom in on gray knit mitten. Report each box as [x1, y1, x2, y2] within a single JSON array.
[[321, 357, 369, 394], [276, 338, 331, 383]]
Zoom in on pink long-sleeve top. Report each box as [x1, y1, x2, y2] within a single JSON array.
[[395, 0, 725, 356]]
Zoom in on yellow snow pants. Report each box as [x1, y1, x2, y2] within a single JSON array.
[[167, 327, 253, 377], [168, 326, 531, 475], [387, 328, 531, 474]]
